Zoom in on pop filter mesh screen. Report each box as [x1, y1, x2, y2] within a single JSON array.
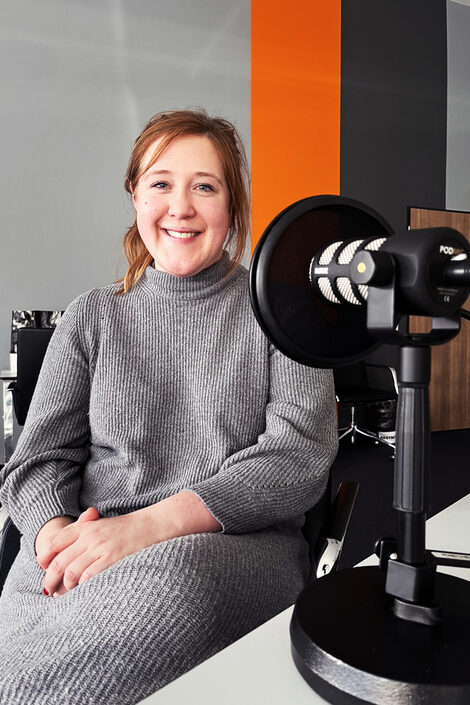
[[256, 201, 391, 366]]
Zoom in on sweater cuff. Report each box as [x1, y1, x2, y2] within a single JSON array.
[[9, 492, 81, 549], [186, 474, 323, 535]]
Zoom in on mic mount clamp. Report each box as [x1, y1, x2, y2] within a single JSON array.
[[375, 536, 470, 626]]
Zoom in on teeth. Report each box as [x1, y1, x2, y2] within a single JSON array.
[[165, 229, 199, 239]]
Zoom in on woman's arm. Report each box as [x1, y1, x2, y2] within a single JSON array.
[[0, 293, 93, 548], [185, 346, 339, 534]]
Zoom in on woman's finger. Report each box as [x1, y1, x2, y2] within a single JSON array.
[[35, 516, 74, 568], [43, 540, 86, 596], [37, 510, 98, 571], [77, 507, 100, 523], [60, 549, 101, 592], [77, 556, 111, 586], [52, 580, 67, 597], [37, 523, 80, 570]]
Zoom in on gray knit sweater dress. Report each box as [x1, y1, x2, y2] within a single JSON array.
[[0, 252, 338, 704]]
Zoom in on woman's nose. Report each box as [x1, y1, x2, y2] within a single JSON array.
[[167, 189, 196, 218]]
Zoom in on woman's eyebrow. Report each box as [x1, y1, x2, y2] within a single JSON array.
[[144, 168, 222, 185], [145, 168, 170, 177], [194, 171, 223, 185]]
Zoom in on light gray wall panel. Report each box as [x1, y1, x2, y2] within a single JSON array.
[[0, 0, 250, 374], [446, 1, 470, 210]]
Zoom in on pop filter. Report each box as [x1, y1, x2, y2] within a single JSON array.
[[249, 195, 393, 368]]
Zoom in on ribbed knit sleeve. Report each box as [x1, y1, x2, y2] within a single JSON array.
[[187, 347, 338, 534], [0, 293, 93, 546]]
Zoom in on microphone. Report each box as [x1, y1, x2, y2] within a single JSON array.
[[309, 227, 470, 317], [442, 257, 470, 286], [250, 194, 470, 704], [309, 236, 386, 306]]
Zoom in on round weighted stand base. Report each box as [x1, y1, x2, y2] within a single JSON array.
[[290, 566, 470, 704]]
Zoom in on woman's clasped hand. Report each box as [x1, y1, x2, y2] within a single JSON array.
[[35, 506, 164, 596]]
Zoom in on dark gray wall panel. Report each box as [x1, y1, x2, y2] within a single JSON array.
[[340, 0, 447, 233]]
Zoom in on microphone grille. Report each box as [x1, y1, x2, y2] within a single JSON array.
[[337, 277, 362, 305], [365, 237, 386, 251], [319, 241, 342, 265], [311, 235, 387, 306], [358, 284, 369, 300], [317, 277, 341, 304], [338, 240, 364, 264]]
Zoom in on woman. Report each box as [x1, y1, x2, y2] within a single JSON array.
[[0, 110, 338, 704]]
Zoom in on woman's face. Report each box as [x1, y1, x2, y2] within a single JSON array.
[[132, 134, 231, 277]]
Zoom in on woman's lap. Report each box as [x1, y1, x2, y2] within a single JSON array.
[[0, 527, 308, 704]]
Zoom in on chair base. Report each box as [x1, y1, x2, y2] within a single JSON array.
[[338, 406, 395, 456]]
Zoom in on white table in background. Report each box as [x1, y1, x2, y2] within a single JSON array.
[[140, 493, 470, 705]]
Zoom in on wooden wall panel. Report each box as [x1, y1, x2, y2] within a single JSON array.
[[409, 208, 470, 431]]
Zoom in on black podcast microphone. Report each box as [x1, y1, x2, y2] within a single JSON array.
[[309, 227, 470, 318], [250, 194, 470, 704]]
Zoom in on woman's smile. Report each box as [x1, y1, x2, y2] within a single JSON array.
[[162, 228, 201, 240]]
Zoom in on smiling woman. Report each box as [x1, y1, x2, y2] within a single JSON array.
[[0, 110, 338, 705]]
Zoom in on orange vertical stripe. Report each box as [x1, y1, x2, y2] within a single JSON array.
[[251, 0, 341, 249]]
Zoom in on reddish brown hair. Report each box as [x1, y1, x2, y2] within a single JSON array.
[[117, 110, 250, 293]]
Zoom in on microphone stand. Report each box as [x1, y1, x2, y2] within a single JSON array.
[[290, 292, 470, 704], [374, 342, 469, 627], [248, 193, 470, 703], [370, 288, 470, 625]]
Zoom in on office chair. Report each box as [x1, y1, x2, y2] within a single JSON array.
[[0, 514, 21, 592], [334, 361, 398, 450], [0, 326, 54, 592], [303, 478, 359, 581], [10, 327, 55, 426]]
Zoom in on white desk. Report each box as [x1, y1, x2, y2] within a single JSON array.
[[140, 494, 470, 704]]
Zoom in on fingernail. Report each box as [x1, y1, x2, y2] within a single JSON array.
[[43, 588, 49, 596]]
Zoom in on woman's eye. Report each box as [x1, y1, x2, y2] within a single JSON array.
[[151, 181, 169, 190], [196, 183, 214, 192]]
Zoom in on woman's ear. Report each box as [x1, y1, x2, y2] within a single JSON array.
[[129, 184, 138, 210]]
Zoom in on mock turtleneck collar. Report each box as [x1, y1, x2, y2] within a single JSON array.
[[136, 251, 241, 300]]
